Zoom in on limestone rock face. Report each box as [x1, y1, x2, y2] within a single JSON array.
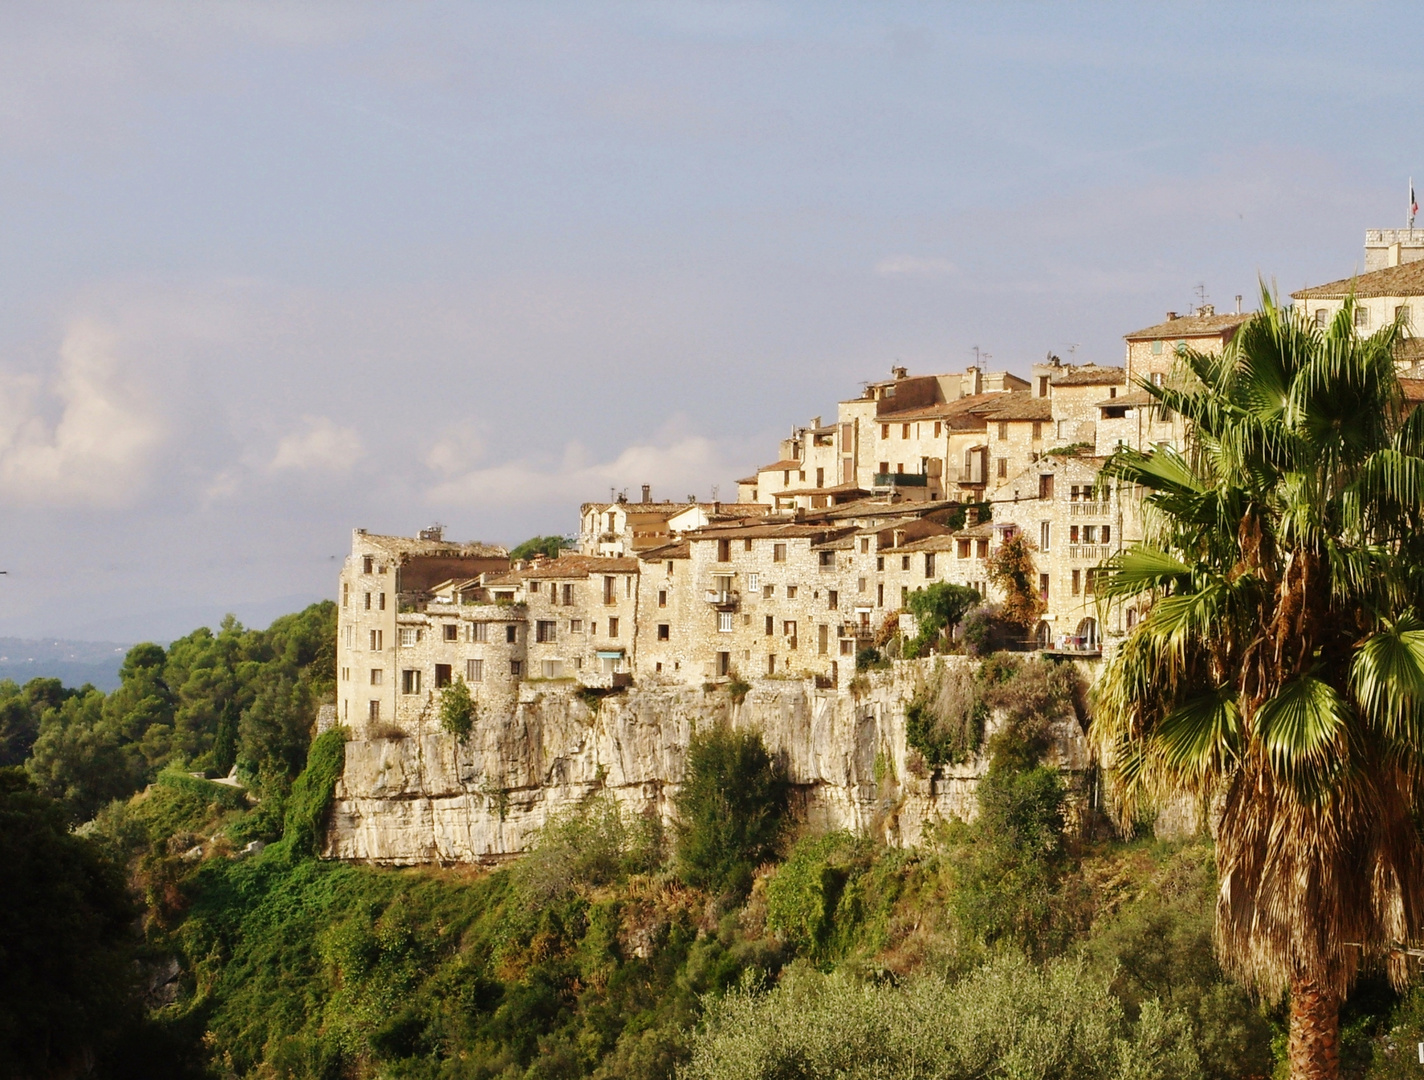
[[324, 659, 1094, 865]]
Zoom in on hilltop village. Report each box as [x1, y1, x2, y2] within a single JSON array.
[[334, 229, 1424, 734]]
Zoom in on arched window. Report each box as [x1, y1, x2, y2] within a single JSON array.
[[1036, 621, 1053, 649], [1075, 617, 1099, 650]]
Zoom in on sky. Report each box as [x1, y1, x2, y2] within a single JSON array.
[[0, 1, 1419, 642]]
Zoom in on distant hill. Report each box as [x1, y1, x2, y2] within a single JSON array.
[[0, 638, 131, 691]]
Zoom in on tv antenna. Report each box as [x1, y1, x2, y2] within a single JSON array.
[[1194, 282, 1209, 312]]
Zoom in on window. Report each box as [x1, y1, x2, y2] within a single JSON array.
[[506, 624, 517, 643], [370, 669, 383, 685], [1398, 305, 1413, 327], [878, 461, 889, 474], [783, 620, 797, 645], [529, 580, 540, 593], [1151, 371, 1164, 387], [369, 700, 380, 721], [1083, 525, 1096, 544], [934, 421, 942, 437], [841, 638, 855, 656], [773, 543, 787, 562], [1314, 308, 1329, 328], [562, 583, 574, 605], [541, 660, 563, 679], [901, 586, 908, 605], [1151, 339, 1163, 355], [786, 585, 798, 599], [767, 654, 776, 675], [470, 622, 487, 643], [402, 669, 421, 694], [510, 660, 523, 677], [658, 623, 670, 640], [860, 537, 870, 554], [977, 539, 989, 559], [1102, 525, 1111, 544], [1039, 473, 1054, 499], [828, 589, 839, 609], [718, 611, 733, 633], [816, 467, 824, 487], [783, 469, 790, 484], [764, 584, 774, 598], [896, 462, 904, 474], [667, 560, 675, 575], [570, 618, 582, 632], [363, 555, 373, 574], [1032, 421, 1042, 440], [369, 629, 383, 651], [876, 555, 884, 571], [1040, 521, 1051, 551], [466, 659, 483, 682], [924, 553, 935, 578], [877, 583, 884, 607], [819, 550, 834, 569], [901, 555, 910, 570], [902, 423, 910, 439], [435, 664, 452, 688], [400, 627, 418, 647], [1070, 524, 1079, 544], [344, 624, 354, 647], [627, 576, 634, 598], [765, 615, 775, 635], [536, 620, 557, 643], [603, 576, 616, 603], [342, 583, 349, 608], [444, 624, 459, 642], [1085, 569, 1096, 596], [1355, 305, 1369, 330], [997, 421, 1008, 440], [997, 457, 1007, 478], [658, 589, 667, 607], [1073, 569, 1082, 595], [365, 592, 372, 610], [1039, 573, 1049, 601], [747, 573, 759, 591], [745, 538, 753, 551], [858, 576, 867, 593], [717, 651, 731, 676], [881, 423, 889, 439], [608, 617, 620, 638], [342, 666, 349, 681]]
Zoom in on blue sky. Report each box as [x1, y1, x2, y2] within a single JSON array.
[[0, 2, 1417, 640]]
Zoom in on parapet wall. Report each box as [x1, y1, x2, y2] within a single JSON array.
[[323, 658, 1095, 865]]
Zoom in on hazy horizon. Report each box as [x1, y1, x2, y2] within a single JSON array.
[[2, 2, 1420, 642]]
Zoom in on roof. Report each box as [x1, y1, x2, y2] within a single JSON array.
[[888, 391, 1013, 424], [1292, 261, 1424, 300], [686, 522, 855, 542], [1097, 389, 1154, 407], [639, 541, 691, 561], [979, 392, 1053, 422], [735, 476, 758, 485], [772, 483, 869, 498], [757, 459, 803, 473], [1401, 378, 1424, 404], [1051, 365, 1126, 387], [356, 532, 508, 559], [1124, 311, 1250, 341], [520, 555, 639, 579]]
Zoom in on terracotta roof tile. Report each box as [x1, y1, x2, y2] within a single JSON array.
[[979, 392, 1053, 421], [1292, 262, 1424, 300], [1124, 312, 1250, 341], [1051, 365, 1126, 387]]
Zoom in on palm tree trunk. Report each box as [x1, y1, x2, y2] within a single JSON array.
[[1289, 976, 1340, 1080]]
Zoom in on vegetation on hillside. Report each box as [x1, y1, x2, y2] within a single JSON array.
[[510, 535, 575, 560]]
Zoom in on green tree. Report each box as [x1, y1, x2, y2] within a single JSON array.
[[675, 727, 789, 896], [510, 535, 573, 560], [439, 677, 476, 740], [1093, 293, 1424, 1079], [0, 768, 137, 1076], [905, 582, 980, 656]]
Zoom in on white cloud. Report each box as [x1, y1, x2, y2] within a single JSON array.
[[424, 424, 486, 477], [269, 415, 362, 472], [874, 255, 957, 278], [0, 320, 163, 506], [425, 433, 730, 508]]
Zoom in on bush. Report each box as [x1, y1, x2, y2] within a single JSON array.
[[904, 661, 988, 768], [270, 727, 347, 861], [675, 727, 789, 896], [439, 677, 476, 740], [515, 793, 662, 904], [681, 954, 1201, 1080], [904, 582, 980, 656]]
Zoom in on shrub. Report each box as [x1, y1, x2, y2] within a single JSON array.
[[904, 582, 980, 656], [439, 677, 476, 740], [680, 954, 1201, 1080], [271, 727, 347, 861], [675, 728, 789, 896], [515, 793, 662, 904], [986, 533, 1044, 630], [904, 661, 988, 768]]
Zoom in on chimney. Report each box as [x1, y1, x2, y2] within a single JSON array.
[[1165, 311, 1178, 321], [892, 365, 908, 380], [641, 484, 651, 504], [1235, 295, 1242, 315], [810, 416, 821, 429], [1391, 242, 1403, 267], [1199, 303, 1215, 316]]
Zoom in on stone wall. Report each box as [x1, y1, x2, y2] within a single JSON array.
[[323, 656, 1095, 866]]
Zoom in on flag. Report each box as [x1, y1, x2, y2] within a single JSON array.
[[1413, 183, 1419, 220]]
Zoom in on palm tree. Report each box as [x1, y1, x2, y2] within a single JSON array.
[[1092, 290, 1424, 1080]]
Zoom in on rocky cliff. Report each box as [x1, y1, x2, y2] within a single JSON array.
[[323, 658, 1095, 865]]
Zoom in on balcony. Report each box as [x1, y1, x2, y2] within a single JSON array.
[[872, 472, 929, 487], [1069, 501, 1112, 517], [1069, 544, 1112, 561], [704, 589, 740, 608]]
